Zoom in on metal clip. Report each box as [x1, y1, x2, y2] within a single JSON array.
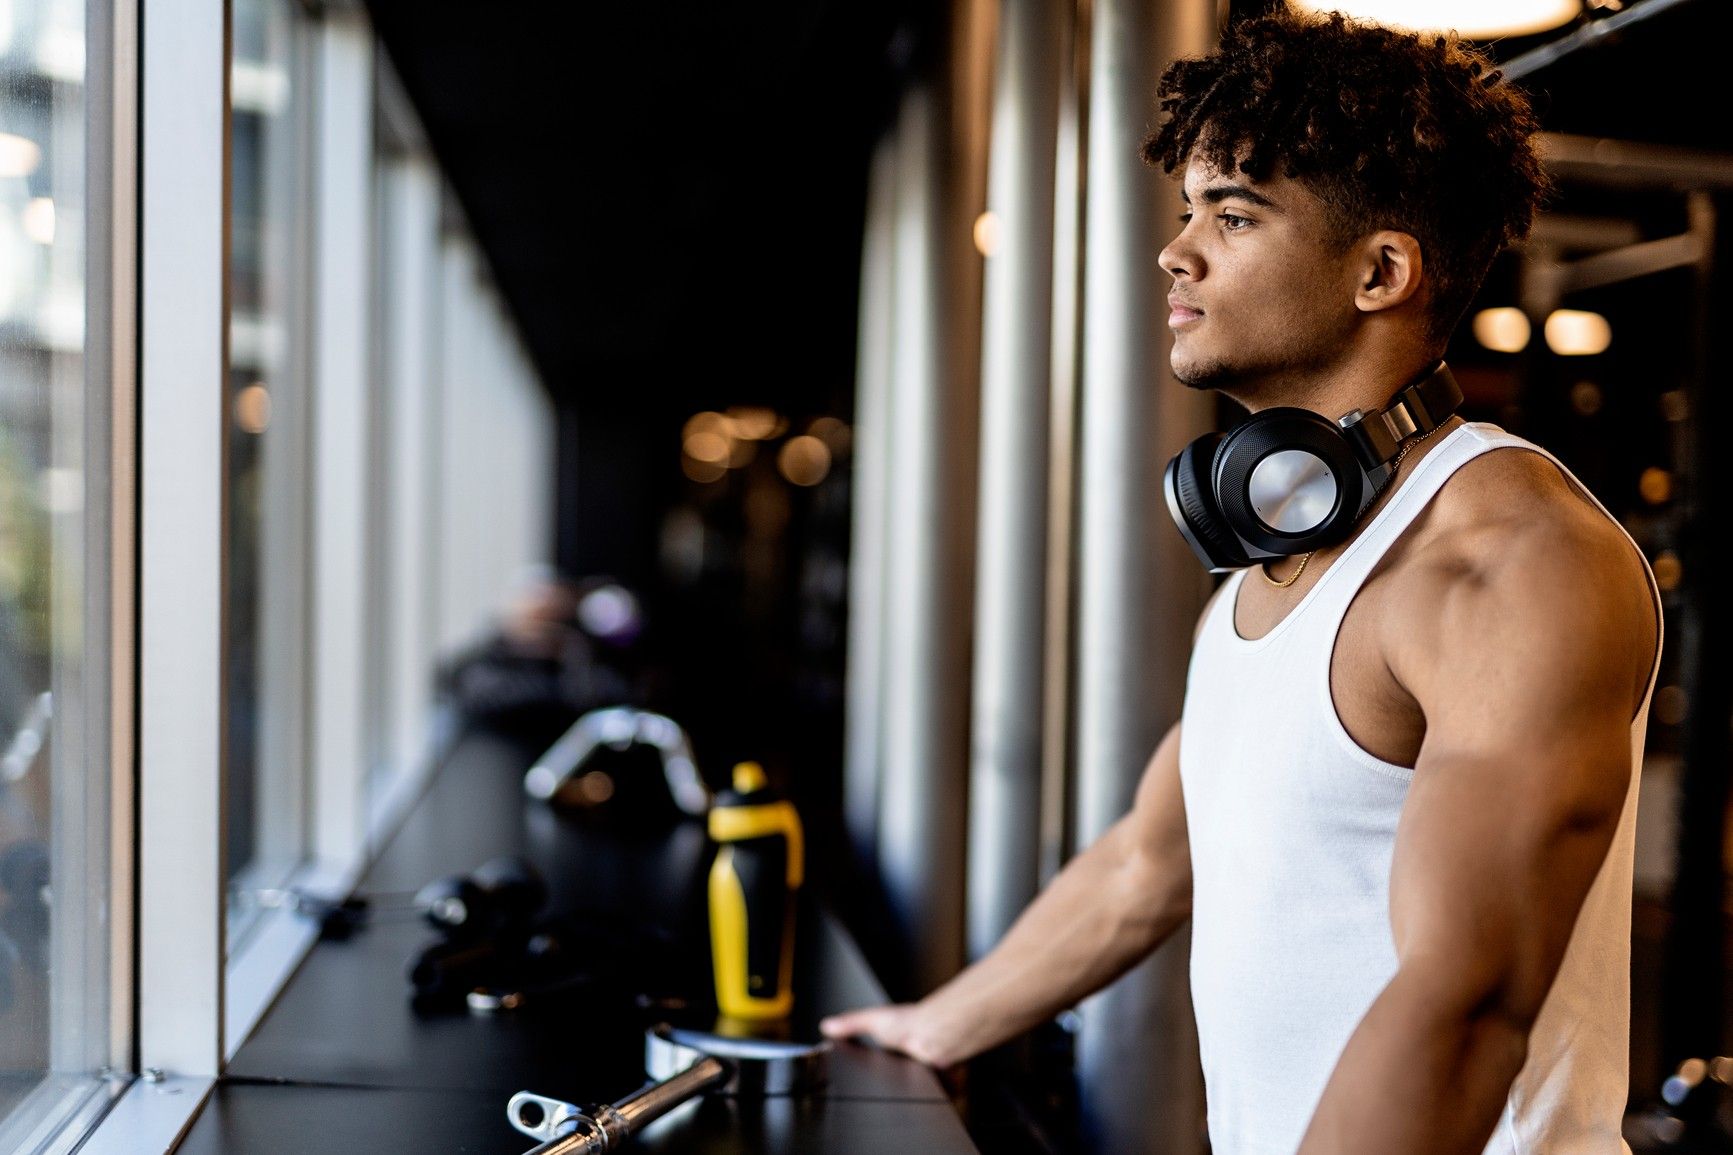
[[1382, 401, 1419, 441]]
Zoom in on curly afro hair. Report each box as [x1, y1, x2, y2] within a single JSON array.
[[1143, 8, 1550, 345]]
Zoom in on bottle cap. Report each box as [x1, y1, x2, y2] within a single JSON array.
[[731, 762, 768, 794]]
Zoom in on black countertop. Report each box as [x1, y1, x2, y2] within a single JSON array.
[[181, 725, 975, 1153]]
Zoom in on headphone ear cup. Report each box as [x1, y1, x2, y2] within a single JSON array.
[[1213, 408, 1363, 554], [1167, 435, 1250, 570]]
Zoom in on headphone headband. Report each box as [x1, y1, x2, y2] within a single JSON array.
[[1338, 363, 1462, 484]]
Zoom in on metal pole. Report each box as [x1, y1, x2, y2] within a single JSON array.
[[1072, 0, 1215, 1149], [844, 133, 897, 869], [879, 0, 994, 997], [1039, 0, 1089, 888], [966, 0, 1066, 961], [880, 85, 947, 996]]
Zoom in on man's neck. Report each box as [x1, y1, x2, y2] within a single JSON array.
[[1230, 344, 1442, 421]]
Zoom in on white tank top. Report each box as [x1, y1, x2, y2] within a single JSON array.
[[1179, 422, 1660, 1154]]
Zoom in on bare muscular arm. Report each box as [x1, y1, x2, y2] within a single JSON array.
[[818, 588, 1224, 1067], [1298, 510, 1657, 1154], [820, 720, 1192, 1066]]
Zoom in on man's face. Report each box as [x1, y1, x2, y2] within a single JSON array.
[[1158, 151, 1364, 402]]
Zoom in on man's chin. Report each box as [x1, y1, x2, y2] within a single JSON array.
[[1171, 354, 1234, 391]]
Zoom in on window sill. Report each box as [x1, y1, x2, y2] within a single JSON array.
[[74, 1075, 213, 1155]]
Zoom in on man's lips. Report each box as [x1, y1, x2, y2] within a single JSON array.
[[1168, 296, 1203, 327]]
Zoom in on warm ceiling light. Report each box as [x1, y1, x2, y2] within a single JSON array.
[[1472, 307, 1530, 353], [1639, 467, 1672, 505], [725, 406, 779, 440], [1544, 309, 1612, 356], [1652, 550, 1681, 592], [683, 429, 732, 464], [777, 436, 832, 487], [682, 411, 732, 441], [807, 416, 852, 455], [1291, 1, 1581, 37]]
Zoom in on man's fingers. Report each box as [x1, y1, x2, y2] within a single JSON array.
[[819, 1008, 890, 1041]]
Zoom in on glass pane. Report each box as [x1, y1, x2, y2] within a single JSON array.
[[0, 0, 117, 1140], [226, 0, 309, 948]]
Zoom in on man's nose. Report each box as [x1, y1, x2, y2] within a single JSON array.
[[1158, 230, 1198, 281]]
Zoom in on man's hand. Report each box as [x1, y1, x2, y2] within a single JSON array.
[[818, 1003, 958, 1067]]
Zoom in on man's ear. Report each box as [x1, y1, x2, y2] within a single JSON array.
[[1353, 230, 1424, 314]]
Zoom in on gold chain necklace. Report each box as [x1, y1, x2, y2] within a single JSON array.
[[1261, 548, 1313, 588], [1258, 417, 1451, 589]]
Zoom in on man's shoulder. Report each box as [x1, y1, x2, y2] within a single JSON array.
[[1385, 439, 1658, 707], [1406, 439, 1637, 584]]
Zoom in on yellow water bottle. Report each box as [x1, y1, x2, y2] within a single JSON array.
[[707, 761, 803, 1021]]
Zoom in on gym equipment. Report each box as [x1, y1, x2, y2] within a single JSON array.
[[390, 862, 676, 1011], [707, 762, 803, 1021], [1164, 361, 1462, 572], [506, 1023, 830, 1154], [523, 706, 710, 819], [253, 855, 547, 942], [408, 924, 573, 1007]]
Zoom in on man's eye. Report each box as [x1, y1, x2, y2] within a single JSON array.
[[1219, 212, 1251, 230], [1178, 211, 1193, 224]]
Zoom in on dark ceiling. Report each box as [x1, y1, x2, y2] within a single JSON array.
[[364, 0, 1725, 420], [364, 1, 928, 419], [1489, 0, 1730, 149]]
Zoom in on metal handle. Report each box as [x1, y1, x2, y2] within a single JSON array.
[[510, 1057, 732, 1154], [608, 1056, 730, 1134], [522, 706, 710, 816]]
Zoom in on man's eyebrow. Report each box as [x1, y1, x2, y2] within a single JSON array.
[[1180, 183, 1279, 210]]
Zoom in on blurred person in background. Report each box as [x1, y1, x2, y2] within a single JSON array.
[[438, 566, 658, 741]]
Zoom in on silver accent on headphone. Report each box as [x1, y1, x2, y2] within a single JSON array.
[[1383, 402, 1419, 440], [1248, 449, 1339, 534]]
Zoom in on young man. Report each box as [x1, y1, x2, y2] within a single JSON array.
[[820, 11, 1662, 1154]]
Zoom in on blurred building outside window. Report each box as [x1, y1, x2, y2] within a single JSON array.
[[0, 0, 122, 1145]]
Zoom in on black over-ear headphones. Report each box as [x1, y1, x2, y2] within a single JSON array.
[[1163, 362, 1463, 573]]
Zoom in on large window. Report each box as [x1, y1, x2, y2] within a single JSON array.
[[0, 3, 555, 1145], [0, 0, 124, 1144]]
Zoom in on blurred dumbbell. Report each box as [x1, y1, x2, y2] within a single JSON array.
[[254, 855, 547, 942]]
